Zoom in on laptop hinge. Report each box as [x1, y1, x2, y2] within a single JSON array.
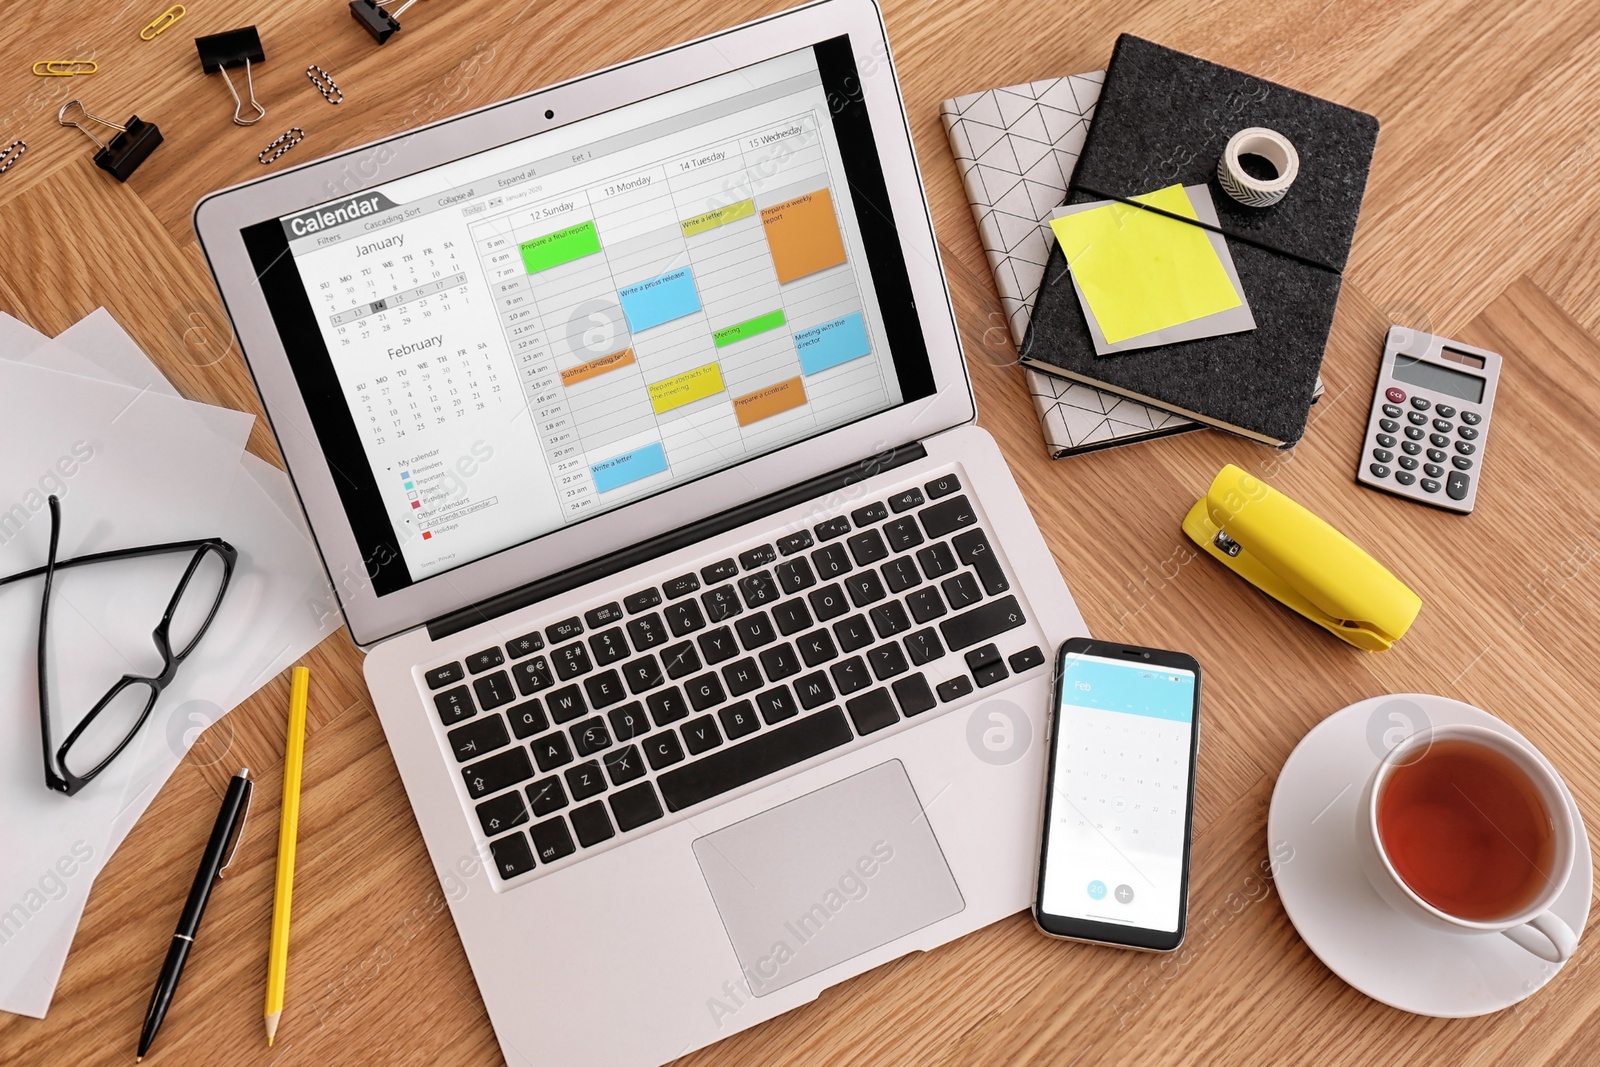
[[425, 442, 929, 642]]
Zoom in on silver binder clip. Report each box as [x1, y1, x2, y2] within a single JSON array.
[[195, 27, 267, 126]]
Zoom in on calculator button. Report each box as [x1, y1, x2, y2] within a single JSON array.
[[1460, 410, 1482, 425], [1447, 471, 1471, 500], [1400, 441, 1421, 456], [1434, 404, 1456, 418], [1421, 478, 1441, 494], [1455, 440, 1477, 456], [1429, 434, 1449, 449], [1407, 412, 1428, 426], [1427, 449, 1447, 463], [1424, 464, 1444, 478], [1379, 418, 1400, 433], [1382, 404, 1403, 418], [1433, 418, 1453, 433], [1404, 426, 1424, 441], [1452, 456, 1473, 471], [1458, 425, 1479, 441], [1371, 448, 1393, 464], [1386, 387, 1406, 404], [1410, 397, 1431, 411], [1369, 463, 1391, 478], [1398, 456, 1418, 471], [1395, 471, 1416, 486], [1376, 433, 1396, 448]]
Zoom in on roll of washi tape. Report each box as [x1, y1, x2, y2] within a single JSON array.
[[1217, 127, 1299, 208]]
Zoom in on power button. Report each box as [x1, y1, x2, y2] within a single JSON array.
[[1385, 387, 1406, 404]]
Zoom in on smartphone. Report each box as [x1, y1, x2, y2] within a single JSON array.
[[1032, 638, 1201, 951]]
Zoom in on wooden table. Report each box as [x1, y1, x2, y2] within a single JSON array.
[[4, 0, 1600, 1063]]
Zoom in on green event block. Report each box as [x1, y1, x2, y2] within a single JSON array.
[[520, 220, 600, 273], [713, 309, 787, 348]]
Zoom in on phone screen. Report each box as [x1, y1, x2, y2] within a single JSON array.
[[1039, 651, 1198, 937]]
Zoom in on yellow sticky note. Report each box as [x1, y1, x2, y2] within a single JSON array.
[[1050, 184, 1243, 344]]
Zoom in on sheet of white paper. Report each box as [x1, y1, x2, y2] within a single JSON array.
[[0, 311, 49, 358]]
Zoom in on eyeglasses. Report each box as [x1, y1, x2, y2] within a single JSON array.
[[0, 496, 236, 796]]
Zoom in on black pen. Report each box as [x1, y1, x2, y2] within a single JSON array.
[[137, 768, 253, 1061]]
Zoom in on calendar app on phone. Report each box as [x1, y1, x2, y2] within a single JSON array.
[[1039, 654, 1197, 933]]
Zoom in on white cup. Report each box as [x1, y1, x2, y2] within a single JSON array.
[[1356, 723, 1578, 963]]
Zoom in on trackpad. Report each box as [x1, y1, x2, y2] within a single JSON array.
[[692, 760, 964, 997]]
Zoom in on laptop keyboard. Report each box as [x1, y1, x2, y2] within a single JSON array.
[[418, 472, 1046, 885]]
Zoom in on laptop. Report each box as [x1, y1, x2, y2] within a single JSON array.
[[194, 1, 1087, 1061]]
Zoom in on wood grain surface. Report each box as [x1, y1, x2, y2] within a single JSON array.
[[3, 0, 1599, 1064]]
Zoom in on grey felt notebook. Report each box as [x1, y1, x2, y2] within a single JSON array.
[[1018, 35, 1380, 447]]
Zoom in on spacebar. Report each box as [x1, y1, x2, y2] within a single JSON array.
[[657, 707, 854, 812]]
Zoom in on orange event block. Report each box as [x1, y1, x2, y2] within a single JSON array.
[[761, 189, 847, 284], [560, 348, 635, 386], [733, 376, 808, 426]]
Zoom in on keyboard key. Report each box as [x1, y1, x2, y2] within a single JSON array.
[[665, 599, 706, 636], [696, 627, 739, 665], [881, 556, 921, 593], [547, 617, 584, 643], [664, 573, 701, 599], [851, 501, 889, 526], [682, 715, 724, 754], [570, 802, 615, 847], [845, 570, 887, 607], [777, 530, 814, 555], [1009, 645, 1046, 673], [476, 791, 528, 836], [846, 689, 899, 735], [473, 671, 516, 711], [847, 529, 889, 567], [507, 700, 548, 739], [530, 817, 576, 864], [917, 542, 958, 579], [739, 544, 777, 570], [812, 543, 853, 580], [702, 585, 743, 623], [834, 614, 875, 652], [798, 629, 838, 667], [565, 760, 606, 800], [754, 686, 799, 724], [466, 647, 505, 673], [585, 602, 624, 628], [921, 498, 977, 540], [583, 669, 627, 709], [512, 656, 554, 695], [759, 643, 801, 681], [548, 684, 589, 723], [434, 686, 475, 726], [506, 632, 544, 659], [906, 587, 947, 624], [904, 628, 945, 665], [953, 529, 1009, 595], [868, 643, 910, 680], [892, 674, 937, 717], [610, 782, 664, 832], [889, 487, 925, 512], [735, 612, 777, 650], [775, 557, 816, 595], [608, 699, 651, 740], [658, 707, 854, 811], [624, 588, 662, 613], [702, 558, 739, 584], [739, 571, 780, 608], [794, 672, 835, 709], [532, 732, 575, 772], [942, 573, 982, 610], [490, 833, 536, 880], [462, 747, 535, 799], [661, 640, 702, 678], [647, 687, 690, 727], [831, 656, 872, 695], [870, 601, 911, 639], [772, 599, 813, 635], [604, 744, 647, 785], [884, 517, 923, 552], [925, 473, 961, 499], [815, 516, 851, 541], [425, 662, 464, 689], [623, 656, 665, 695], [685, 673, 727, 711], [449, 715, 510, 762], [719, 700, 761, 739], [571, 717, 612, 757], [966, 643, 1010, 688], [722, 658, 763, 696], [552, 643, 593, 681], [644, 730, 686, 769], [589, 627, 629, 666], [626, 612, 669, 651], [941, 595, 1026, 651], [809, 583, 849, 621], [937, 676, 974, 703], [526, 776, 568, 816]]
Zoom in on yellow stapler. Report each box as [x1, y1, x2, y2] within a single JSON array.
[[1182, 465, 1421, 650]]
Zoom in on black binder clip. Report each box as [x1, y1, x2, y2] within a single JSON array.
[[196, 26, 267, 126], [57, 100, 163, 182], [350, 0, 423, 44]]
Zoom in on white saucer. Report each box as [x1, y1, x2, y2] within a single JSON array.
[[1268, 694, 1591, 1017]]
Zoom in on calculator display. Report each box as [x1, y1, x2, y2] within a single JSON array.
[[1392, 354, 1485, 403], [1039, 654, 1197, 934]]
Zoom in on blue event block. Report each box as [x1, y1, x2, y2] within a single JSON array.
[[618, 268, 701, 332], [591, 441, 669, 493], [793, 311, 871, 375]]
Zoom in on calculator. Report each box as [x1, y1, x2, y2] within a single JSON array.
[[1357, 326, 1502, 513]]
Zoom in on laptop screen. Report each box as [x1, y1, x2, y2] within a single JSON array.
[[241, 36, 934, 597]]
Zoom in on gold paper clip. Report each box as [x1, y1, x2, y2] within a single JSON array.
[[32, 60, 99, 77], [141, 5, 187, 41]]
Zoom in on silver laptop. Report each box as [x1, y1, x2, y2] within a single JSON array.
[[195, 1, 1086, 1061]]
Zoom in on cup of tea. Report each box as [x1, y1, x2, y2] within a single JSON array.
[[1357, 723, 1579, 962]]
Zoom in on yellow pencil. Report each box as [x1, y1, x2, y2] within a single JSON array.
[[265, 666, 309, 1046]]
